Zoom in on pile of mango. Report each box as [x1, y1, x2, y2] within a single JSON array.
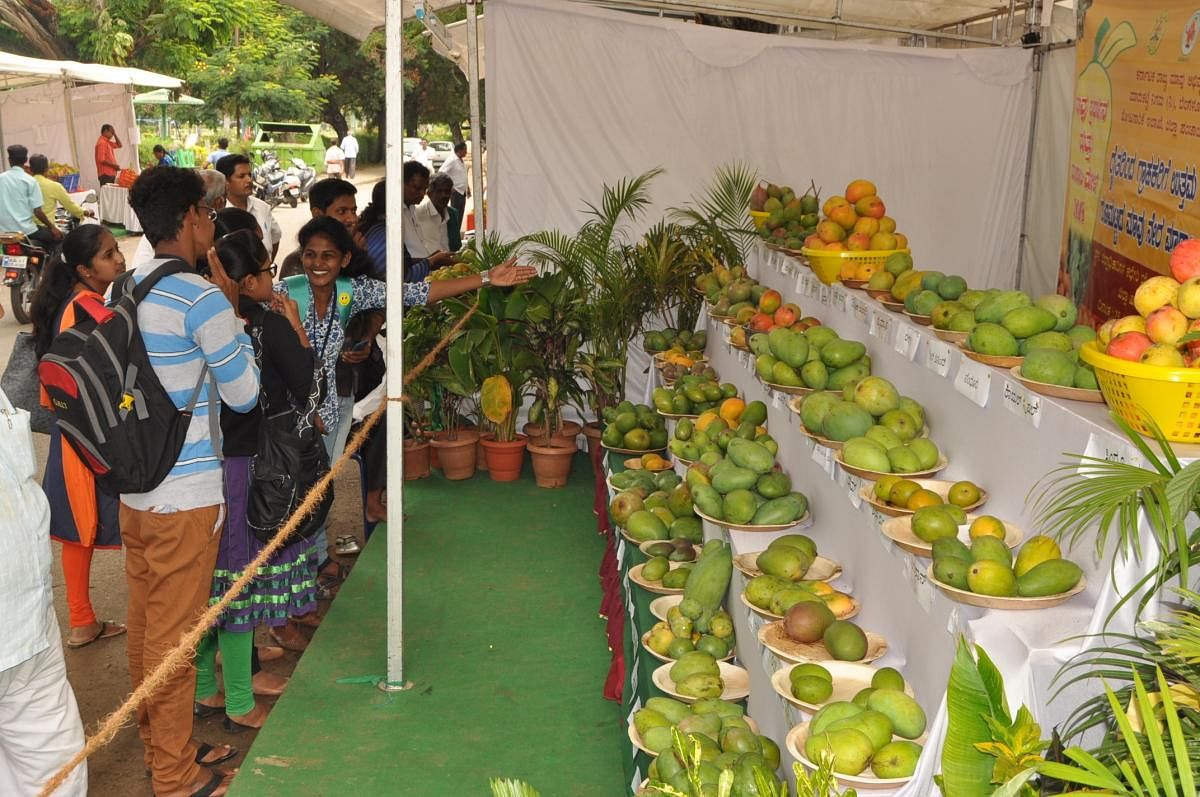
[[660, 358, 718, 386], [426, 262, 479, 281], [956, 290, 1098, 369], [750, 180, 821, 250], [931, 533, 1083, 599], [635, 698, 784, 796], [744, 535, 855, 620], [695, 265, 766, 324], [912, 508, 1005, 545], [644, 327, 707, 355], [601, 401, 668, 451], [733, 287, 816, 339], [779, 597, 872, 663], [685, 440, 808, 526], [638, 551, 695, 591], [645, 599, 735, 661], [870, 254, 969, 315], [803, 685, 926, 778], [872, 476, 982, 513], [609, 474, 702, 545], [652, 378, 738, 417], [805, 179, 910, 256], [667, 399, 769, 463], [752, 325, 870, 391], [798, 378, 939, 475]]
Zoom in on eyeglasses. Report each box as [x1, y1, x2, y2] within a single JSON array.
[[197, 204, 217, 222], [258, 264, 278, 278]]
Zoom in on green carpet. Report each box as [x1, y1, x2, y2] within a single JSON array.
[[228, 454, 625, 796]]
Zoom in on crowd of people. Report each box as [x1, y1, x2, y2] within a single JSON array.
[[0, 125, 531, 796]]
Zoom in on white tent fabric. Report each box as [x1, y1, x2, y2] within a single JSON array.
[[0, 51, 181, 90], [280, 0, 459, 40], [487, 0, 1035, 293]]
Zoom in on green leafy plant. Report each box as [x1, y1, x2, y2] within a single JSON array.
[[523, 168, 663, 418], [1028, 412, 1200, 621], [488, 778, 541, 797], [938, 637, 1018, 797], [519, 271, 587, 443]]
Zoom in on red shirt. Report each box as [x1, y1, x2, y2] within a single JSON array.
[[95, 136, 120, 178]]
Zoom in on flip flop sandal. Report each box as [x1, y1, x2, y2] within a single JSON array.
[[66, 620, 127, 649], [194, 701, 225, 718], [223, 715, 263, 734], [334, 535, 361, 555], [184, 767, 231, 797], [194, 742, 238, 767]]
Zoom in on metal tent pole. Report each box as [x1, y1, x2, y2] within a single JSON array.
[[466, 0, 484, 233], [381, 0, 409, 693]]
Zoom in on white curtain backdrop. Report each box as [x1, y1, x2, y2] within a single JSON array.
[[1020, 47, 1076, 298], [487, 0, 1035, 290]]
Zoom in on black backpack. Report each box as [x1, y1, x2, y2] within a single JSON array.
[[38, 259, 215, 494]]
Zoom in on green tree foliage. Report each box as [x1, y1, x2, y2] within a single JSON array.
[[402, 14, 471, 138]]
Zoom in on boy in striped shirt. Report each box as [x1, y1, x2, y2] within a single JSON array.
[[124, 166, 258, 797]]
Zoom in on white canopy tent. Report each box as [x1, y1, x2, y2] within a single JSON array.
[[0, 51, 181, 188]]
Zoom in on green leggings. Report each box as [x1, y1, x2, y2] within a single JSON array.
[[195, 628, 254, 716]]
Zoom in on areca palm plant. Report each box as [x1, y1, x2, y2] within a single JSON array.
[[523, 168, 664, 419]]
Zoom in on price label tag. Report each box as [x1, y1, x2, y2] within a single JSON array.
[[795, 272, 807, 296], [869, 507, 886, 529], [771, 389, 786, 409], [850, 295, 870, 325], [781, 258, 794, 277], [818, 285, 831, 306], [925, 338, 953, 377], [893, 322, 921, 361], [869, 309, 894, 343], [907, 557, 935, 613], [831, 285, 848, 313], [811, 442, 834, 478], [806, 274, 820, 298], [846, 473, 863, 508], [1081, 431, 1144, 474], [953, 358, 992, 408], [1000, 378, 1043, 428]]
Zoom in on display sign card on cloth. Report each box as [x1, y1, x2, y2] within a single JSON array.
[[831, 285, 848, 314], [818, 284, 831, 306], [869, 308, 894, 344], [845, 472, 863, 509], [811, 442, 835, 478], [781, 258, 794, 277], [850, 294, 871, 325], [1000, 376, 1043, 427], [925, 338, 954, 377], [954, 358, 992, 407], [1059, 0, 1200, 325], [1081, 430, 1145, 474], [893, 322, 921, 361], [905, 556, 935, 613]]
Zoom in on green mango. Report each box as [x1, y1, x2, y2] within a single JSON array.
[[821, 339, 867, 369], [967, 322, 1019, 356], [1016, 559, 1082, 597], [726, 438, 775, 474], [1002, 306, 1057, 339], [626, 510, 669, 542], [767, 327, 809, 367], [801, 360, 829, 390], [1021, 348, 1076, 387], [799, 391, 840, 432], [752, 495, 807, 526], [974, 289, 1031, 324], [821, 402, 874, 442], [710, 462, 759, 494], [827, 361, 871, 391], [867, 688, 927, 739], [691, 483, 724, 519], [722, 489, 758, 524], [755, 471, 792, 499]]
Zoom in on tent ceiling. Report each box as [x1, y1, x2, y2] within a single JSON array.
[[280, 0, 1072, 43], [0, 50, 182, 90]]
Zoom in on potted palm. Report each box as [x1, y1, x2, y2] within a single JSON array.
[[427, 348, 479, 480], [520, 271, 587, 488]]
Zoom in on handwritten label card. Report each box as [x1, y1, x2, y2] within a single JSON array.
[[893, 322, 921, 361], [781, 258, 794, 277], [771, 389, 786, 410], [1081, 431, 1144, 475], [907, 557, 934, 613], [811, 443, 835, 478], [1000, 377, 1043, 428], [869, 309, 894, 343], [850, 295, 870, 325], [953, 358, 992, 407], [831, 285, 848, 314], [925, 338, 953, 377], [845, 473, 863, 509]]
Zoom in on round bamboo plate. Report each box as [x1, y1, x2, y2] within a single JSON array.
[[628, 561, 689, 595], [759, 378, 812, 396], [879, 298, 906, 313], [858, 478, 988, 518], [842, 278, 868, 290], [655, 411, 701, 422], [864, 288, 892, 301], [1007, 366, 1105, 403], [730, 339, 752, 352], [834, 453, 948, 481], [769, 661, 915, 713], [695, 506, 812, 533], [927, 565, 1087, 609], [957, 344, 1023, 369], [739, 590, 859, 622], [654, 351, 707, 363], [932, 328, 969, 345], [618, 527, 662, 547], [649, 594, 683, 621], [786, 722, 922, 790], [624, 457, 674, 471], [757, 621, 887, 665], [638, 540, 701, 560], [628, 715, 762, 757], [733, 553, 842, 582], [640, 631, 735, 664], [880, 515, 1023, 558], [602, 443, 667, 456], [794, 415, 844, 451], [652, 661, 751, 703], [903, 311, 933, 326]]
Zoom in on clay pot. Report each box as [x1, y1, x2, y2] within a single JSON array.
[[527, 438, 577, 488], [403, 439, 431, 480], [476, 432, 490, 472], [522, 420, 583, 448], [581, 422, 603, 456], [479, 434, 528, 482], [429, 430, 478, 480]]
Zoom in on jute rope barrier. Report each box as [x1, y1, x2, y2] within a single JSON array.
[[38, 300, 479, 797]]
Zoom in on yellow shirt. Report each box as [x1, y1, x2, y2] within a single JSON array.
[[33, 174, 84, 226]]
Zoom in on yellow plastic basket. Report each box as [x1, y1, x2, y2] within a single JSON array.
[[1078, 340, 1200, 442], [800, 247, 910, 286], [748, 210, 769, 230]]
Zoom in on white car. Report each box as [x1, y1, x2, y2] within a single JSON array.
[[429, 140, 454, 169], [402, 137, 421, 160]]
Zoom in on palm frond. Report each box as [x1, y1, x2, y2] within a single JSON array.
[[488, 778, 541, 797], [670, 162, 759, 263]]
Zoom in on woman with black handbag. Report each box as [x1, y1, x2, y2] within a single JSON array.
[[192, 229, 326, 733]]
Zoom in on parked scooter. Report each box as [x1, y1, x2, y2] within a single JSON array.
[[2, 232, 49, 325], [290, 157, 316, 203], [253, 151, 290, 209]]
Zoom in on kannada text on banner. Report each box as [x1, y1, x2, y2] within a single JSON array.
[[1059, 4, 1200, 325]]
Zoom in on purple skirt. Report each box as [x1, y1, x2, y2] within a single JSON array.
[[211, 456, 318, 632]]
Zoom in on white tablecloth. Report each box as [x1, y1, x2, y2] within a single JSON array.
[[97, 184, 142, 233]]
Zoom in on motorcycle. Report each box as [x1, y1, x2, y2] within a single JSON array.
[[289, 157, 316, 203], [2, 232, 48, 325], [252, 151, 291, 209]]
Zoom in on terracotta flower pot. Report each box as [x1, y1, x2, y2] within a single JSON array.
[[522, 420, 583, 449], [476, 432, 490, 472], [403, 439, 431, 480], [527, 438, 577, 488], [428, 430, 448, 469], [581, 421, 603, 456], [429, 430, 478, 480], [479, 434, 528, 482]]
